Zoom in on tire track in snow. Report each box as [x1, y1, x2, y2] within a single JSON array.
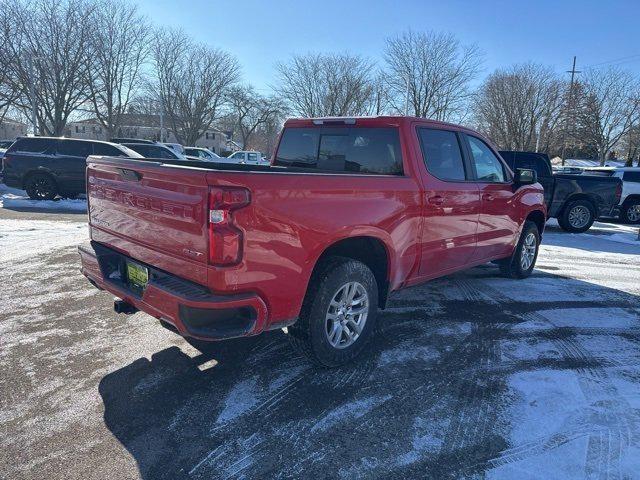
[[467, 278, 638, 478]]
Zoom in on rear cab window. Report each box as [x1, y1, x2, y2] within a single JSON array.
[[510, 154, 552, 178], [274, 127, 403, 175]]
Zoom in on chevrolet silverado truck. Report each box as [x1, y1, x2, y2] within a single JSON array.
[[499, 151, 622, 232], [79, 117, 546, 367]]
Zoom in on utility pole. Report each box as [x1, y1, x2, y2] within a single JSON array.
[[404, 74, 410, 116], [159, 94, 164, 143], [561, 56, 581, 165], [27, 53, 38, 136]]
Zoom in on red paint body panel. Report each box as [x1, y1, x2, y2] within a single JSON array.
[[81, 116, 546, 340]]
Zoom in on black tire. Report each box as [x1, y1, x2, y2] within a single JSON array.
[[288, 256, 378, 367], [24, 173, 58, 200], [621, 200, 640, 224], [499, 221, 540, 279], [558, 199, 595, 233]]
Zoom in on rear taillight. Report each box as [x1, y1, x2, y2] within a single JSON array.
[[208, 187, 250, 265], [615, 181, 623, 202], [2, 154, 12, 169]]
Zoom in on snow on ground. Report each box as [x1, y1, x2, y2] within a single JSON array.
[[0, 210, 639, 479], [0, 183, 87, 212], [547, 217, 640, 245], [0, 218, 87, 263]]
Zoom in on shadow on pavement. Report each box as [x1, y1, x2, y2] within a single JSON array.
[[99, 265, 640, 479]]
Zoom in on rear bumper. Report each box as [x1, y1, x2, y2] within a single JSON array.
[[78, 241, 269, 340]]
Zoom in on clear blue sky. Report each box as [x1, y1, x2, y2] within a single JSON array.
[[137, 0, 640, 91]]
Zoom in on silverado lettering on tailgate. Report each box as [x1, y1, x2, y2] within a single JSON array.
[[89, 182, 202, 222]]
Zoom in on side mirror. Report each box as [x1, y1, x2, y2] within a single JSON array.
[[514, 168, 537, 187]]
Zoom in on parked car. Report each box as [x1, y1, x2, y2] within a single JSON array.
[[227, 150, 268, 165], [184, 147, 221, 161], [79, 116, 545, 366], [2, 137, 142, 200], [122, 143, 188, 160], [499, 151, 622, 232], [110, 138, 156, 145], [582, 167, 640, 224]]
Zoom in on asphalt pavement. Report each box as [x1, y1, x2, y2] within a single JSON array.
[[1, 206, 639, 479]]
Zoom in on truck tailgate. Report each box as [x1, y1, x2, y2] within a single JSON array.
[[87, 157, 209, 270]]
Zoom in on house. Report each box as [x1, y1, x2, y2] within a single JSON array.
[[65, 114, 230, 154], [0, 117, 28, 140]]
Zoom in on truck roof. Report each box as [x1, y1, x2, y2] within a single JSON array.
[[283, 116, 491, 145], [284, 115, 472, 130]]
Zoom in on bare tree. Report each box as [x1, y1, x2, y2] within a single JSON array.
[[574, 68, 640, 165], [2, 0, 94, 135], [0, 10, 19, 124], [85, 0, 150, 138], [474, 63, 565, 152], [275, 53, 376, 117], [384, 30, 482, 121], [618, 124, 640, 166], [153, 30, 240, 145], [227, 85, 285, 149]]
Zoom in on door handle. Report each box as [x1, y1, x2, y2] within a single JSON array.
[[482, 193, 494, 201], [428, 195, 445, 206]]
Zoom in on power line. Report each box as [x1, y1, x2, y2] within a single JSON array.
[[583, 53, 640, 69]]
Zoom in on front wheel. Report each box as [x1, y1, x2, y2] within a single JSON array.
[[558, 199, 595, 233], [288, 257, 378, 367], [621, 201, 640, 224], [499, 221, 540, 279]]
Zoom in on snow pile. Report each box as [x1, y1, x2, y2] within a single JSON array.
[[0, 183, 87, 212]]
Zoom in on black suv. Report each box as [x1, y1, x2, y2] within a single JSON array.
[[1, 137, 141, 200]]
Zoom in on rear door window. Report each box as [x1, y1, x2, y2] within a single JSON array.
[[93, 143, 126, 156], [274, 127, 403, 175], [247, 152, 258, 162], [623, 171, 640, 182], [9, 137, 53, 154], [417, 128, 467, 181], [56, 140, 93, 158]]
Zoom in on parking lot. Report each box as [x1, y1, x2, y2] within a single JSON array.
[[1, 203, 639, 479]]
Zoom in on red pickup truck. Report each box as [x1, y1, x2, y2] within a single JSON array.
[[79, 116, 546, 366]]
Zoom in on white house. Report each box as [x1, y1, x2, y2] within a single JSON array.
[[65, 114, 230, 154]]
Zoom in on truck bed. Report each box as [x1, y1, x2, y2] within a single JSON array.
[[84, 155, 422, 331]]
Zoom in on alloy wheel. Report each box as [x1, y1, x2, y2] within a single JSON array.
[[325, 281, 369, 349], [520, 232, 537, 271], [568, 205, 590, 229]]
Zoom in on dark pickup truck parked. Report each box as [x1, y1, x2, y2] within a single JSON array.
[[1, 137, 142, 199], [499, 151, 622, 232]]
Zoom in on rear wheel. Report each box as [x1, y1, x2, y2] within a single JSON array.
[[288, 256, 378, 367], [621, 200, 640, 224], [558, 199, 595, 233], [499, 221, 540, 279], [24, 173, 58, 200]]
